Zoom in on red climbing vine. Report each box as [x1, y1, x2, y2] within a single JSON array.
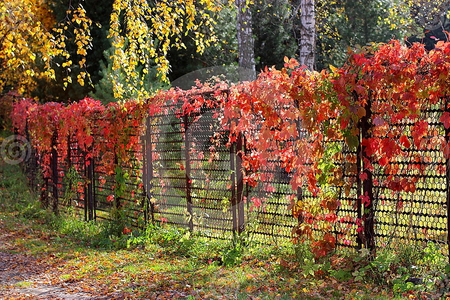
[[10, 40, 450, 258]]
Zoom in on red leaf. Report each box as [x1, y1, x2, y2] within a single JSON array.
[[361, 138, 379, 157], [372, 116, 385, 126], [359, 172, 368, 181], [122, 227, 132, 235], [440, 112, 450, 129], [412, 121, 428, 148], [396, 201, 404, 211], [379, 156, 389, 167], [382, 138, 400, 158], [251, 197, 262, 208], [399, 135, 411, 148], [359, 192, 371, 207], [284, 57, 299, 69]]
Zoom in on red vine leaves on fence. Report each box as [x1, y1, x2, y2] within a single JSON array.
[[11, 40, 450, 258]]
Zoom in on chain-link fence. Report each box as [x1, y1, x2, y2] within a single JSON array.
[[11, 94, 450, 255]]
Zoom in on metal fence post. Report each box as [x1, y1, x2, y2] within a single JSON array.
[[24, 119, 38, 190], [230, 137, 238, 234], [143, 116, 155, 224], [445, 97, 450, 263], [356, 137, 363, 250], [360, 97, 376, 255], [88, 148, 95, 221], [236, 132, 245, 234], [51, 131, 59, 214], [65, 135, 72, 208], [84, 146, 95, 221], [230, 132, 245, 235], [183, 114, 194, 231]]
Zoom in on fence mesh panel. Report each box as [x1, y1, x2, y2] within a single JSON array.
[[18, 95, 450, 255]]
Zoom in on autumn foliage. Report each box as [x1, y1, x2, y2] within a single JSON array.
[[0, 0, 229, 101], [11, 40, 450, 257], [0, 0, 56, 95]]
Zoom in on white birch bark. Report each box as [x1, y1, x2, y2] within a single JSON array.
[[236, 0, 256, 81], [299, 0, 316, 70]]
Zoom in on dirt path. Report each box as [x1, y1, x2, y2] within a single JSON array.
[[0, 220, 124, 300], [0, 250, 102, 300]]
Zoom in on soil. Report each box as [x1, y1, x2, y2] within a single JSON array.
[[0, 250, 101, 299], [0, 221, 123, 299]]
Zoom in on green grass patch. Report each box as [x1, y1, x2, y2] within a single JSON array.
[[14, 281, 33, 288], [2, 141, 450, 299]]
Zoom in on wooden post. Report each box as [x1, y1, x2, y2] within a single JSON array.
[[446, 133, 450, 264], [229, 132, 245, 235], [83, 150, 88, 221]]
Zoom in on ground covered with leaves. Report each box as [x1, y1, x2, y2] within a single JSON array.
[[0, 210, 394, 300], [0, 155, 449, 299]]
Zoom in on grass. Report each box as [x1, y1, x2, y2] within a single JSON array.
[[14, 281, 33, 288], [1, 138, 450, 299]]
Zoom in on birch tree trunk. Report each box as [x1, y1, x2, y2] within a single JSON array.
[[236, 0, 256, 81], [299, 0, 316, 70]]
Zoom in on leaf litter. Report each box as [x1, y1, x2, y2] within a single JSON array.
[[0, 198, 405, 300]]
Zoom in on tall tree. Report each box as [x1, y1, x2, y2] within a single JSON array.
[[298, 0, 316, 70], [0, 0, 57, 96], [315, 0, 410, 69], [0, 0, 100, 99], [166, 5, 238, 83], [236, 0, 256, 81], [1, 0, 226, 100], [407, 0, 450, 30], [406, 0, 450, 50], [252, 0, 297, 71], [35, 0, 115, 102], [90, 44, 168, 103], [168, 0, 297, 84], [105, 0, 225, 100]]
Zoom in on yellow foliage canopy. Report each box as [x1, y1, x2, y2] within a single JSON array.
[[0, 0, 57, 95], [108, 0, 224, 101], [1, 0, 225, 100], [0, 0, 93, 96]]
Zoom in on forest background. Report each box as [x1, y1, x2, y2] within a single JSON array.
[[1, 0, 450, 111]]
